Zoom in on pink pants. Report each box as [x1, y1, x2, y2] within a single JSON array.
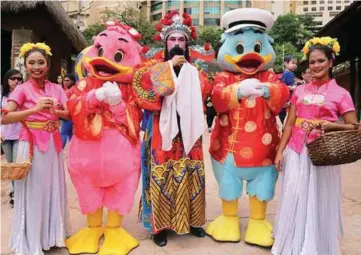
[[68, 129, 141, 215]]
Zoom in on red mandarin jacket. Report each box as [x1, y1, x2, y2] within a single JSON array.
[[67, 76, 142, 145], [209, 71, 289, 167]]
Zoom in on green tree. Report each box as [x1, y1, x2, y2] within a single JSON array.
[[298, 14, 320, 35], [82, 7, 161, 47], [83, 23, 106, 45], [269, 13, 314, 51], [273, 42, 303, 73], [195, 26, 223, 53]]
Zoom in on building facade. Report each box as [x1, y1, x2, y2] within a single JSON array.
[[60, 0, 141, 30], [295, 0, 354, 27], [144, 0, 253, 26]]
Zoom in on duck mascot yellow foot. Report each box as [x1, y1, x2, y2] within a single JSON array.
[[66, 208, 104, 254], [206, 200, 241, 242], [99, 211, 139, 255], [244, 196, 274, 247], [207, 7, 289, 248]]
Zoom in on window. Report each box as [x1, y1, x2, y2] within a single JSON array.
[[336, 6, 341, 10], [345, 0, 350, 3], [311, 1, 316, 4], [151, 2, 162, 12], [167, 0, 179, 8], [204, 7, 220, 15], [320, 6, 324, 10], [320, 0, 325, 3], [226, 0, 242, 4], [336, 0, 341, 3], [204, 18, 220, 26], [184, 7, 199, 14], [303, 1, 308, 4], [328, 0, 333, 3], [192, 18, 199, 26], [312, 7, 316, 11], [246, 0, 251, 7], [304, 7, 308, 11], [151, 13, 162, 22], [328, 6, 333, 10]]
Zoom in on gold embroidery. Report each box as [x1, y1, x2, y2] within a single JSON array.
[[240, 147, 253, 159], [74, 101, 82, 115], [77, 80, 87, 91], [133, 66, 156, 102], [220, 114, 229, 126], [245, 121, 257, 132], [150, 158, 205, 234], [90, 113, 102, 136], [245, 98, 256, 108], [263, 159, 273, 166], [262, 133, 272, 145]]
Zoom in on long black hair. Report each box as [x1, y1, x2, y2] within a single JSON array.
[[2, 69, 22, 97]]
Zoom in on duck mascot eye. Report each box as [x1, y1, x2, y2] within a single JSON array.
[[206, 8, 289, 247]]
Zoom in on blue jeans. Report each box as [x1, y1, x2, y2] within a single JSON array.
[[61, 120, 73, 148], [1, 139, 19, 192]]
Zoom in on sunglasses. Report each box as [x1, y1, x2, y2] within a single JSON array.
[[9, 77, 23, 82]]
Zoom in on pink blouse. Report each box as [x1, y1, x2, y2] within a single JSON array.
[[288, 79, 355, 153], [1, 96, 22, 140], [8, 79, 67, 152]]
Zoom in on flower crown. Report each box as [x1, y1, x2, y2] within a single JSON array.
[[154, 11, 197, 42], [302, 37, 340, 59], [19, 42, 52, 57]]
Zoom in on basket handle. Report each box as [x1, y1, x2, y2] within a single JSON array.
[[306, 121, 360, 139], [1, 109, 34, 160]]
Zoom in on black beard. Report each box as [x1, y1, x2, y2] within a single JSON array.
[[169, 45, 185, 59], [169, 46, 185, 77]]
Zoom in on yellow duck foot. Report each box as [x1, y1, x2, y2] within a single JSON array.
[[66, 227, 104, 254], [98, 228, 139, 255], [206, 215, 241, 242], [244, 219, 274, 247]]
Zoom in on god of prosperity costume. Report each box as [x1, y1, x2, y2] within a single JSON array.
[[133, 11, 212, 245], [206, 9, 289, 247], [66, 21, 144, 255]]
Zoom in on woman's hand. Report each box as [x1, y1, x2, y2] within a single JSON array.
[[316, 120, 336, 132], [34, 97, 54, 113], [274, 151, 284, 172]]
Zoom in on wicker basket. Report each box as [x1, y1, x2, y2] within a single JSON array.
[[307, 128, 361, 166], [1, 110, 33, 180]]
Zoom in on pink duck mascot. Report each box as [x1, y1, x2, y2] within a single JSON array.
[[66, 20, 144, 255]]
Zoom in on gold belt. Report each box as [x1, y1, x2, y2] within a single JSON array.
[[295, 118, 321, 131], [25, 120, 60, 132]]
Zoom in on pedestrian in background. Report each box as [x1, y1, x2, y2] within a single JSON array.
[[1, 69, 23, 207], [279, 55, 298, 124], [61, 73, 76, 148], [57, 75, 63, 86]]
